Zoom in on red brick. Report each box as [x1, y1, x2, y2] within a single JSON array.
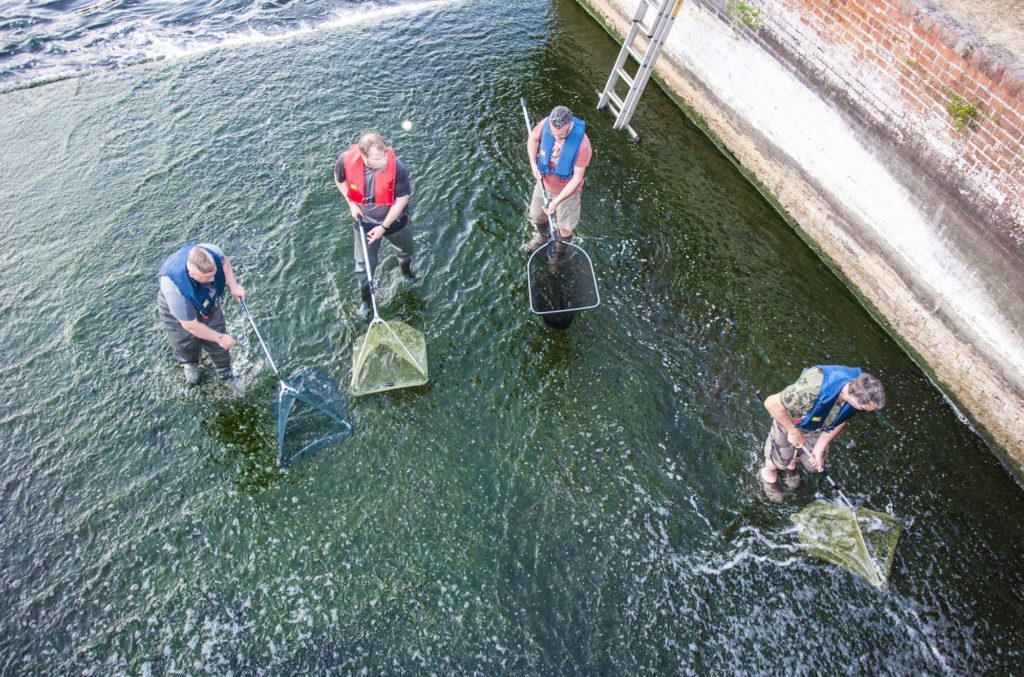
[[905, 92, 936, 115], [875, 0, 898, 18], [873, 0, 895, 20], [959, 147, 978, 168], [1001, 67, 1024, 99], [916, 46, 938, 67], [998, 110, 1023, 134], [970, 68, 998, 93], [973, 127, 998, 149], [870, 52, 889, 69], [894, 0, 919, 17], [901, 76, 925, 96], [986, 64, 1007, 89], [989, 124, 1016, 151], [975, 146, 993, 165], [935, 43, 959, 66], [961, 81, 985, 102], [917, 13, 940, 37], [937, 24, 962, 50], [943, 61, 967, 83], [980, 148, 1004, 171], [919, 87, 947, 110], [910, 21, 932, 45]]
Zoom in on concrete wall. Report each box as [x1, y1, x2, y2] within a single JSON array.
[[574, 0, 1024, 477]]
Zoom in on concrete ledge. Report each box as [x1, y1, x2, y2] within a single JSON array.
[[575, 0, 1024, 478]]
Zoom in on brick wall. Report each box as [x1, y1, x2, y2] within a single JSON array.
[[713, 0, 1024, 249]]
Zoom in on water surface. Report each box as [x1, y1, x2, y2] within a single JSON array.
[[1, 0, 1022, 672]]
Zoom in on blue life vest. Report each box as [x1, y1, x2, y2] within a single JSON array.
[[158, 243, 225, 320], [795, 365, 863, 431], [536, 116, 586, 180]]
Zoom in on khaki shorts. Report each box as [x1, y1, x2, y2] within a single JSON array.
[[531, 182, 582, 234], [765, 420, 819, 470]]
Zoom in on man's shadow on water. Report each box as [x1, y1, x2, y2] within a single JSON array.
[[520, 311, 580, 375]]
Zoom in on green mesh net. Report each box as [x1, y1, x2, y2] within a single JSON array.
[[792, 500, 901, 589], [275, 368, 353, 469], [350, 318, 428, 396]]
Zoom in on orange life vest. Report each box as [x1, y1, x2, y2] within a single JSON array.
[[342, 145, 397, 206]]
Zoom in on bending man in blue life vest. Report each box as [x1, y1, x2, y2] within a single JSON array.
[[335, 130, 414, 321], [759, 365, 885, 501], [524, 105, 593, 253], [157, 243, 246, 395]]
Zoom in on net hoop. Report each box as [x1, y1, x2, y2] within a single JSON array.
[[527, 240, 601, 315]]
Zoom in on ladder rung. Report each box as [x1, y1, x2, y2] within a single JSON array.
[[597, 88, 620, 115], [599, 0, 676, 137]]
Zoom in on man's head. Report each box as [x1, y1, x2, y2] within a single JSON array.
[[186, 246, 217, 284], [357, 130, 389, 170], [548, 106, 574, 140], [844, 373, 885, 411]]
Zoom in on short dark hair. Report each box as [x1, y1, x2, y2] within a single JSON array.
[[848, 373, 885, 409]]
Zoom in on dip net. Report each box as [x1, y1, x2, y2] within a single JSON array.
[[351, 318, 428, 396], [275, 368, 353, 469], [527, 240, 600, 315], [792, 500, 901, 589]]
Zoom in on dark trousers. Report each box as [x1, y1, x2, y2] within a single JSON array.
[[157, 292, 232, 379], [353, 222, 413, 291]]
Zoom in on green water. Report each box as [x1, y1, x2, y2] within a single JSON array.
[[1, 0, 1022, 672]]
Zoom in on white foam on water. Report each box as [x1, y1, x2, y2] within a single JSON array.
[[2, 0, 467, 92], [886, 605, 953, 672]]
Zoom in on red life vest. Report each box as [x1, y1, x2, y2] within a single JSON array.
[[342, 145, 397, 206]]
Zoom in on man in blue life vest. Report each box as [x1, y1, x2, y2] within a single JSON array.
[[157, 243, 246, 395], [759, 365, 885, 502], [334, 130, 414, 321], [524, 105, 593, 254]]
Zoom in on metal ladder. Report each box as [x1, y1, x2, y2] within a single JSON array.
[[597, 0, 685, 140]]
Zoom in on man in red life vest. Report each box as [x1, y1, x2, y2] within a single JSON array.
[[759, 365, 885, 502], [334, 130, 414, 320], [525, 105, 593, 253]]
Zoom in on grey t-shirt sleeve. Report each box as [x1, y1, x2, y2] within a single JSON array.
[[394, 158, 411, 198], [159, 275, 196, 322], [334, 151, 346, 184]]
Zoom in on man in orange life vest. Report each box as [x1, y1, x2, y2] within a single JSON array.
[[525, 105, 593, 253], [334, 130, 414, 319]]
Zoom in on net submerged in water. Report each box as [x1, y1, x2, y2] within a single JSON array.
[[792, 500, 901, 589], [527, 240, 600, 315], [350, 319, 428, 396], [275, 367, 353, 469]]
